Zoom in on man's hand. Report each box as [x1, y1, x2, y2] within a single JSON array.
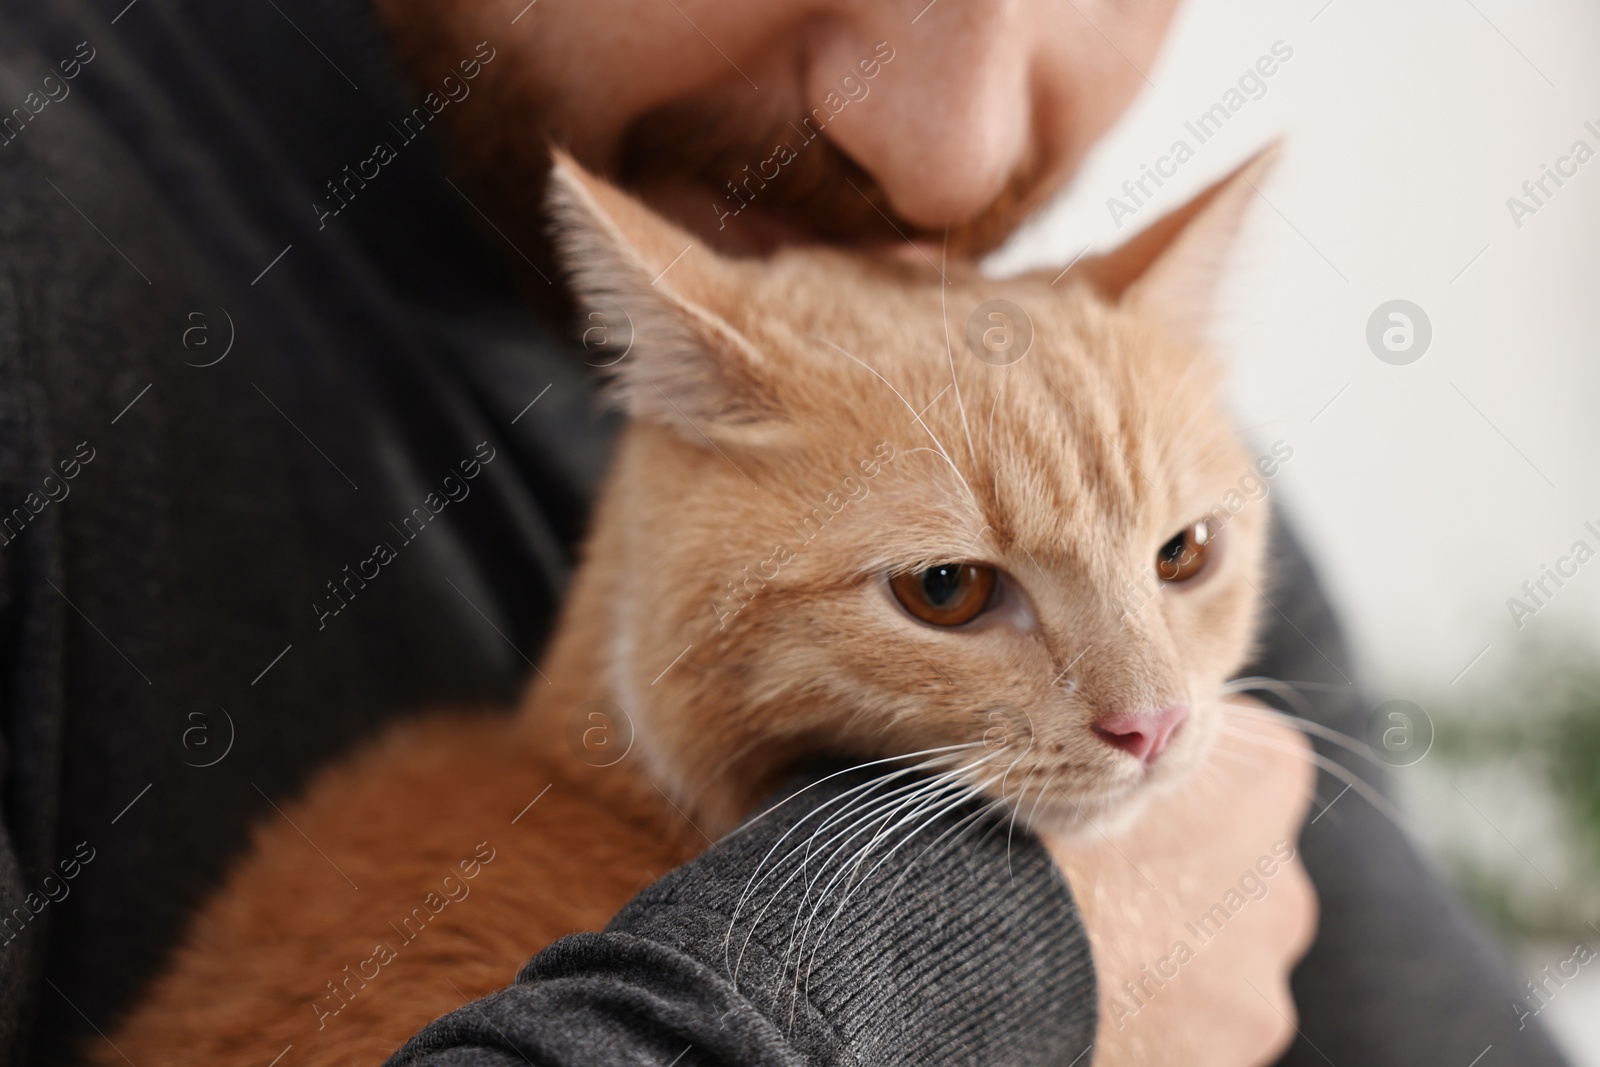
[[1044, 701, 1319, 1067]]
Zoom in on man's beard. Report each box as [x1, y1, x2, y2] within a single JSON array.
[[616, 95, 1049, 259], [374, 0, 1051, 275], [439, 78, 1050, 267]]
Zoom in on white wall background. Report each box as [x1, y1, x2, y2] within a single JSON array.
[[990, 0, 1600, 699], [987, 2, 1600, 1059]]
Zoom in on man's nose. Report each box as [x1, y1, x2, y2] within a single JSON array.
[[805, 3, 1034, 229]]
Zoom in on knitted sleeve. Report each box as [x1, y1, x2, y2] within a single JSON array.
[[388, 769, 1097, 1066]]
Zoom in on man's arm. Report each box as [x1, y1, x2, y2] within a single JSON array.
[[0, 832, 41, 1062], [388, 770, 1097, 1066], [0, 284, 69, 1062]]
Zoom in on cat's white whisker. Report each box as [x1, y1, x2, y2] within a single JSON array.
[[892, 776, 1013, 891], [1217, 682, 1382, 768], [726, 740, 988, 857], [735, 778, 944, 990], [735, 759, 954, 892], [785, 772, 985, 1009], [803, 778, 998, 966], [994, 736, 1034, 810], [729, 754, 998, 985], [775, 770, 987, 1008], [1003, 757, 1048, 880], [1221, 675, 1327, 725], [772, 752, 1001, 972], [984, 365, 1011, 495], [939, 227, 979, 471], [906, 793, 1016, 894], [814, 336, 981, 510], [1204, 734, 1277, 774], [796, 766, 1003, 1001], [877, 778, 1012, 915], [724, 759, 965, 975], [958, 793, 1027, 864], [1213, 722, 1405, 830], [733, 764, 959, 913], [793, 768, 974, 892], [1023, 769, 1062, 831]]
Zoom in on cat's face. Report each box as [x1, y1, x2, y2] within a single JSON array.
[[552, 154, 1272, 834]]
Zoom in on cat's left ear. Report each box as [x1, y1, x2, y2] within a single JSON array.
[[546, 151, 778, 439], [1073, 144, 1279, 345]]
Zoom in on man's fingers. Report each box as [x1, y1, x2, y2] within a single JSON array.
[[1241, 971, 1301, 1067], [1212, 700, 1320, 826], [1279, 852, 1320, 963]]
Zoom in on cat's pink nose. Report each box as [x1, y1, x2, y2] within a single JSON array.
[[1093, 704, 1190, 764]]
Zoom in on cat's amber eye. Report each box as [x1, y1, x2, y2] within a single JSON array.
[[1157, 520, 1214, 583], [890, 564, 997, 627]]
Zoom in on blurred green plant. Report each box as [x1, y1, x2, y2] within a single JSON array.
[[1546, 675, 1600, 871], [1420, 635, 1600, 937]]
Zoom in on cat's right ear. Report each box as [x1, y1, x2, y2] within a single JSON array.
[[1071, 144, 1279, 347], [546, 152, 779, 439]]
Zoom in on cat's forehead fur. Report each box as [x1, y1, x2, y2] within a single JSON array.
[[677, 246, 1243, 577], [546, 147, 1260, 558]]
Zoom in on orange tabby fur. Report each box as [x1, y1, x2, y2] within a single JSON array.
[[100, 152, 1275, 1064]]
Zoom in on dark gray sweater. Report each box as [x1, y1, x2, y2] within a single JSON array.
[[391, 771, 1097, 1066]]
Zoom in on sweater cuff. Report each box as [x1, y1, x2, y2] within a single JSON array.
[[607, 769, 1098, 1065]]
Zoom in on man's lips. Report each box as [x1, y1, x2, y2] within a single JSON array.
[[631, 175, 819, 256], [633, 175, 950, 265]]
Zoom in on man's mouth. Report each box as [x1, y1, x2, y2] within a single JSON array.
[[628, 175, 824, 256]]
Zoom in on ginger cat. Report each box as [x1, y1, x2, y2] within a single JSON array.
[[100, 150, 1276, 1065]]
